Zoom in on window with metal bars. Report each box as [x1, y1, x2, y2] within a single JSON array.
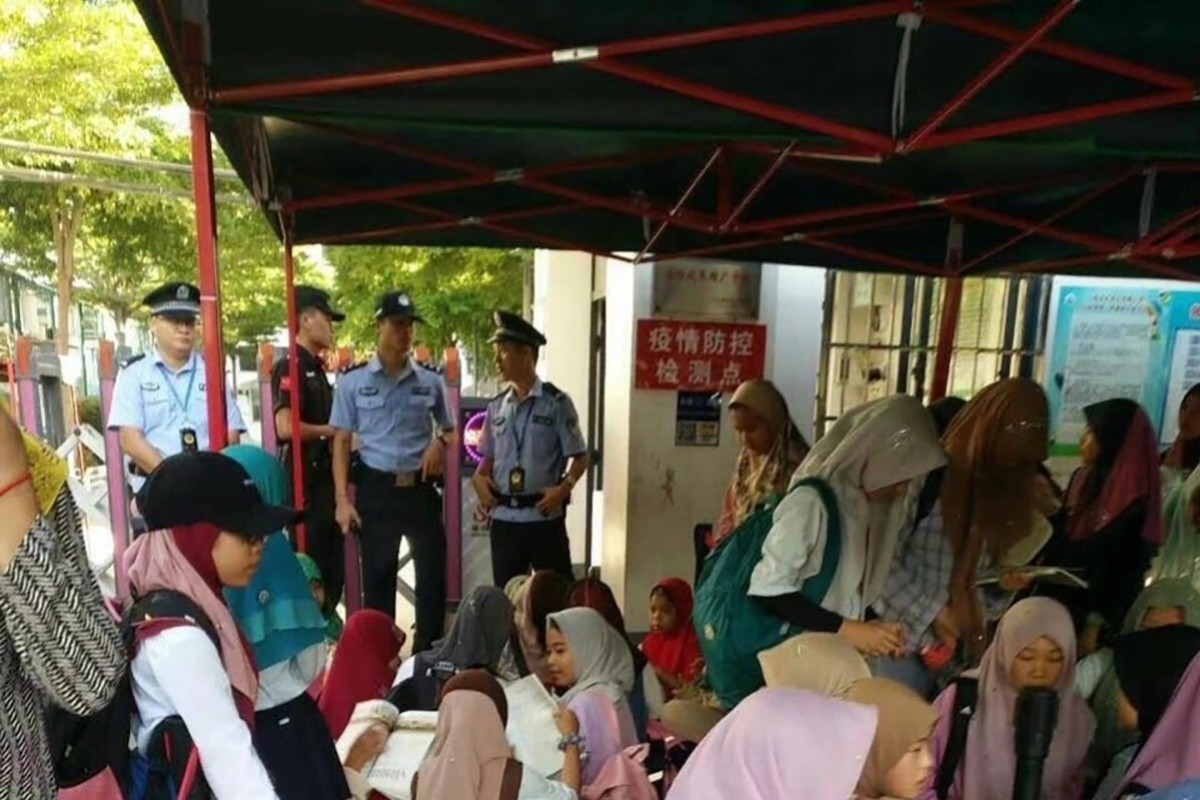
[[817, 271, 1050, 435]]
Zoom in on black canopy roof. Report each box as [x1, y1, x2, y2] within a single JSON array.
[[136, 0, 1200, 278]]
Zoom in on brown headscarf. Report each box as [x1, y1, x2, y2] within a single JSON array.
[[514, 570, 571, 685], [844, 678, 938, 800], [718, 380, 809, 545], [940, 379, 1049, 637], [757, 633, 870, 698], [415, 670, 522, 800]]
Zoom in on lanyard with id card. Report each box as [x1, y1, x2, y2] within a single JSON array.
[[157, 363, 199, 452], [508, 401, 536, 495]]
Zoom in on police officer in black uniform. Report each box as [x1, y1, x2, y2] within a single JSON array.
[[272, 285, 345, 614]]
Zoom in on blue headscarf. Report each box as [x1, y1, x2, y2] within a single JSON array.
[[1141, 781, 1200, 800], [222, 445, 327, 670]]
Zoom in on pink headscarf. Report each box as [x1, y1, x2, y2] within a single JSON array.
[[416, 688, 516, 800], [1121, 652, 1200, 795], [959, 598, 1095, 800], [666, 688, 877, 800], [124, 525, 259, 714], [1068, 402, 1163, 544]]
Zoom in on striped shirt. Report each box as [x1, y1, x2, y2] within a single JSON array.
[[0, 491, 124, 798]]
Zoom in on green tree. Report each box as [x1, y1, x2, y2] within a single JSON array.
[[0, 0, 178, 357], [326, 246, 529, 378]]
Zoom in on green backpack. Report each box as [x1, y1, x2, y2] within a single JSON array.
[[692, 477, 841, 709]]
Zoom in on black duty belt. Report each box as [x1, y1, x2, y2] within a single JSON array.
[[359, 464, 440, 489], [495, 494, 541, 510]]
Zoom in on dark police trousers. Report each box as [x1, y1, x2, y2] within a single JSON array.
[[305, 477, 344, 618], [490, 516, 573, 587], [355, 466, 447, 652]]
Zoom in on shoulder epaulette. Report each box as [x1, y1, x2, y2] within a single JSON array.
[[417, 361, 443, 375], [491, 387, 510, 402], [120, 353, 146, 369], [542, 382, 566, 399], [342, 361, 368, 374]]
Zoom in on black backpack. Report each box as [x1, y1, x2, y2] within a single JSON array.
[[935, 676, 979, 800], [44, 590, 220, 796]]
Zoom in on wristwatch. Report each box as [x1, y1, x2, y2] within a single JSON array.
[[557, 733, 586, 753]]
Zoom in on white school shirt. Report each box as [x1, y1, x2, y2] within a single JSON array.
[[256, 642, 326, 711], [131, 626, 279, 800], [747, 483, 865, 621]]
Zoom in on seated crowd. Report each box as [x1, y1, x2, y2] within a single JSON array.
[[11, 377, 1200, 800]]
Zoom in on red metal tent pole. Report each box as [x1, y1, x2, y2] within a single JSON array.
[[913, 89, 1196, 153], [282, 231, 307, 552], [930, 220, 965, 401], [636, 147, 723, 263], [720, 141, 795, 232], [901, 0, 1079, 152], [926, 7, 1194, 91], [189, 108, 228, 450]]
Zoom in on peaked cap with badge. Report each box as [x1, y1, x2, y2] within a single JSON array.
[[489, 310, 547, 349], [143, 282, 201, 318]]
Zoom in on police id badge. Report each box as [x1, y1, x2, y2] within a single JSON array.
[[180, 427, 199, 453], [508, 467, 526, 495]]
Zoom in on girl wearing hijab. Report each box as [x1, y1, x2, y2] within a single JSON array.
[[392, 585, 525, 711], [125, 451, 295, 800], [1078, 579, 1200, 788], [414, 670, 581, 800], [566, 577, 659, 737], [0, 412, 123, 798], [1161, 383, 1200, 477], [297, 552, 344, 643], [545, 608, 639, 787], [318, 609, 405, 738], [876, 379, 1052, 671], [1055, 399, 1163, 648], [919, 598, 1095, 800], [749, 394, 946, 657], [665, 687, 879, 800], [642, 578, 704, 694], [221, 445, 348, 800], [757, 631, 870, 697], [711, 380, 809, 547], [1104, 625, 1200, 799], [516, 570, 572, 686], [1151, 463, 1200, 589], [845, 678, 939, 800]]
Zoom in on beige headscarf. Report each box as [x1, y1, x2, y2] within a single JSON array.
[[720, 380, 809, 543], [792, 394, 948, 610], [758, 633, 870, 697], [845, 678, 939, 800], [415, 675, 520, 800]]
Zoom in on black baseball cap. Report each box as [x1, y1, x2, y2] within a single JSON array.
[[136, 451, 302, 539], [375, 291, 424, 323], [295, 285, 345, 322]]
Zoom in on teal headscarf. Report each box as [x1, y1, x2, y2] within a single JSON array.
[[222, 445, 327, 669], [1089, 578, 1200, 761], [1153, 464, 1200, 587], [297, 553, 344, 643]]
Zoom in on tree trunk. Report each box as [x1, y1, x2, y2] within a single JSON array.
[[50, 193, 84, 433]]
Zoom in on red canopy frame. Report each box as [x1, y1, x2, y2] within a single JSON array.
[[150, 0, 1199, 524]]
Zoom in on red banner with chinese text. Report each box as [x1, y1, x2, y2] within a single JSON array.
[[635, 319, 768, 391]]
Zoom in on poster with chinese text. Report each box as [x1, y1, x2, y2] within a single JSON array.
[[635, 319, 767, 391]]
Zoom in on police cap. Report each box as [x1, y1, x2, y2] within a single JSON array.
[[489, 310, 547, 348], [374, 291, 424, 323], [296, 285, 346, 322], [143, 282, 201, 319]]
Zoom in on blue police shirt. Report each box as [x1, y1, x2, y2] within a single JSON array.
[[480, 379, 587, 523], [329, 355, 453, 474], [108, 349, 248, 488]]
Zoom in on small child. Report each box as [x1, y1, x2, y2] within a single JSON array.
[[642, 578, 704, 696], [297, 553, 344, 644]]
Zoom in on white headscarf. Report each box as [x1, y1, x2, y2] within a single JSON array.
[[792, 394, 947, 608], [547, 607, 635, 706]]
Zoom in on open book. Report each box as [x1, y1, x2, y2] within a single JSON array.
[[975, 565, 1088, 590], [336, 701, 438, 800], [504, 675, 564, 778]]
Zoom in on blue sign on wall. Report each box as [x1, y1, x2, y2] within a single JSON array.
[[1047, 285, 1200, 449]]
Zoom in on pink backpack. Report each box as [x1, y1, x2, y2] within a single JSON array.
[[581, 745, 658, 800]]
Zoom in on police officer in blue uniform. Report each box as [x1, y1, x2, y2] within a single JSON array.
[[473, 311, 590, 586], [330, 291, 454, 651], [109, 282, 247, 492], [272, 285, 345, 615]]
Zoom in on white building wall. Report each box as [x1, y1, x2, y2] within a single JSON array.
[[537, 251, 826, 616]]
